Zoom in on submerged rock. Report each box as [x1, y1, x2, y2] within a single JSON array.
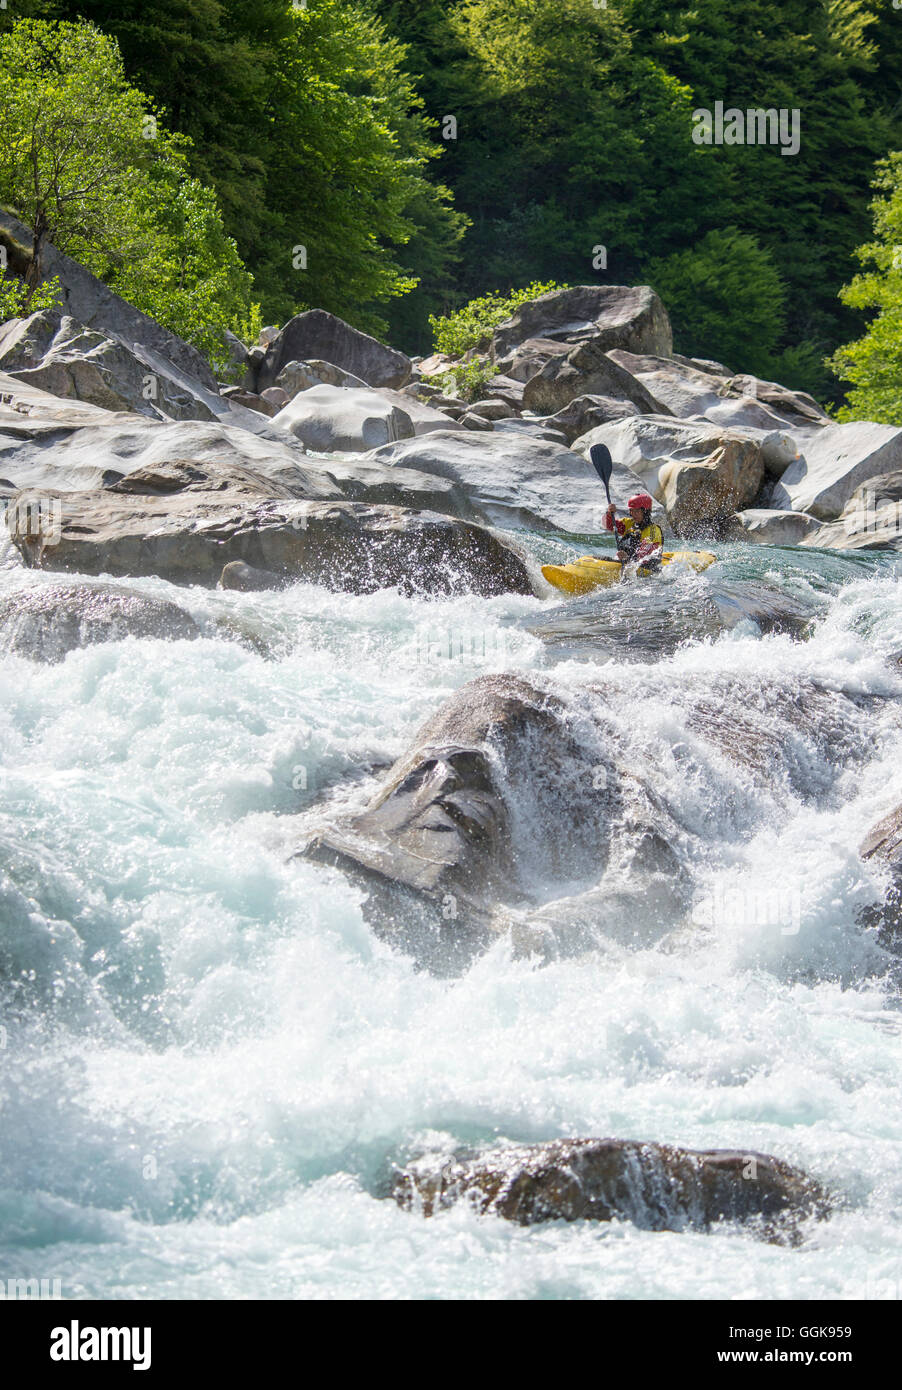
[[391, 1138, 832, 1240], [302, 666, 877, 970], [525, 575, 817, 661], [302, 672, 690, 967], [218, 560, 284, 592], [0, 582, 199, 661], [858, 804, 902, 946]]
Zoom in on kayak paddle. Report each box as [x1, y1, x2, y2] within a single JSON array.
[[588, 442, 614, 506]]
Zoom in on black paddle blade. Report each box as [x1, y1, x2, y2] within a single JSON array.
[[589, 442, 614, 504]]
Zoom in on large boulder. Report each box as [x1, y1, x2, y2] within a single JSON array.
[[521, 339, 669, 417], [0, 312, 273, 433], [607, 350, 829, 435], [271, 384, 414, 452], [466, 398, 516, 421], [0, 581, 199, 662], [726, 374, 830, 429], [800, 472, 902, 552], [771, 422, 902, 520], [699, 394, 804, 433], [606, 350, 725, 418], [0, 208, 218, 390], [255, 309, 411, 392], [270, 384, 466, 453], [391, 1138, 831, 1239], [660, 441, 766, 538], [364, 430, 652, 532], [8, 467, 534, 597], [574, 417, 767, 523], [536, 394, 641, 444], [491, 419, 570, 446], [275, 359, 368, 397], [729, 508, 822, 547], [491, 285, 673, 361], [310, 456, 482, 519], [0, 375, 484, 518], [483, 373, 526, 408], [491, 337, 571, 384], [0, 373, 338, 494]]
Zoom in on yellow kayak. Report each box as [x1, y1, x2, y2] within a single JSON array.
[[541, 551, 717, 595]]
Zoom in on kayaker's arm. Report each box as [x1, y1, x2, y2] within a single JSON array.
[[604, 503, 625, 537]]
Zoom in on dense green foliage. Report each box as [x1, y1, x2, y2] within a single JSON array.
[[831, 154, 902, 425], [441, 358, 496, 403], [0, 19, 259, 367], [0, 274, 62, 322], [429, 281, 567, 355], [374, 0, 892, 388], [2, 1, 902, 403], [647, 230, 785, 379], [2, 0, 466, 343]]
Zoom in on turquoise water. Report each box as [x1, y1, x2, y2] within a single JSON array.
[[1, 532, 901, 1299]]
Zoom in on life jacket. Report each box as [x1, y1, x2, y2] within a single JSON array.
[[614, 515, 664, 563]]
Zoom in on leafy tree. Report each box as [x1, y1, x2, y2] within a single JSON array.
[[830, 153, 902, 425], [0, 19, 259, 366], [20, 0, 467, 347], [623, 0, 883, 359], [0, 273, 62, 322], [256, 1, 466, 340], [429, 280, 568, 355], [647, 228, 785, 377]]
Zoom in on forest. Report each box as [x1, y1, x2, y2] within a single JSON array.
[[1, 0, 902, 418]]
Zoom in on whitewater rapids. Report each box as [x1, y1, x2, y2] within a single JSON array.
[[1, 530, 901, 1300]]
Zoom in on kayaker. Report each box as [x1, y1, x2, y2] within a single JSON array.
[[604, 493, 664, 574]]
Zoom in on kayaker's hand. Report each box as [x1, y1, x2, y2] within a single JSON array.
[[605, 503, 616, 518]]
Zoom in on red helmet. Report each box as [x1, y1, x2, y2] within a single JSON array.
[[628, 492, 654, 511]]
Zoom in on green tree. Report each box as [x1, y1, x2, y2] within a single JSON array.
[[622, 0, 883, 357], [830, 153, 902, 425], [647, 228, 785, 377], [256, 1, 466, 341], [21, 0, 467, 347], [0, 18, 259, 367]]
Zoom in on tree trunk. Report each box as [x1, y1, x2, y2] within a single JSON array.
[[22, 211, 49, 310]]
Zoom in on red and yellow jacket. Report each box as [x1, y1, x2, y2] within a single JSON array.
[[604, 513, 664, 563]]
